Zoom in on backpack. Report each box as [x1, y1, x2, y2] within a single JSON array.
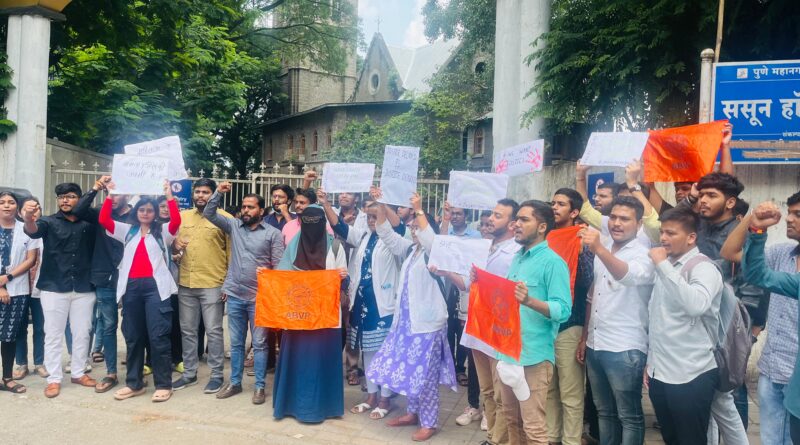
[[681, 255, 753, 393], [406, 245, 449, 301], [125, 226, 168, 266]]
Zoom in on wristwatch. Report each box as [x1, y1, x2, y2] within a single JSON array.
[[4, 273, 13, 282], [629, 184, 642, 193], [415, 210, 425, 217]]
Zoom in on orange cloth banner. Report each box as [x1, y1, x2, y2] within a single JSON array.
[[547, 225, 583, 301], [643, 120, 728, 183], [466, 267, 522, 360], [255, 269, 341, 330]]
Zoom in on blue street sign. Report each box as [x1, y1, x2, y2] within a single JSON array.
[[170, 179, 193, 210], [712, 60, 800, 163]]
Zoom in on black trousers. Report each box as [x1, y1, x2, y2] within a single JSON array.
[[791, 414, 800, 445], [649, 369, 718, 445], [121, 278, 173, 390], [467, 349, 480, 409]]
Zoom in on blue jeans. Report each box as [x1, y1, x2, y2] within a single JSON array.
[[15, 296, 44, 366], [586, 348, 646, 445], [94, 287, 119, 374], [758, 376, 793, 445], [227, 296, 268, 389], [733, 382, 748, 430]]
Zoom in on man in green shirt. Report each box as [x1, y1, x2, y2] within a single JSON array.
[[498, 200, 572, 445], [741, 201, 800, 444]]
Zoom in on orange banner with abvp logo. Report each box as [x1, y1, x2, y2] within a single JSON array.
[[255, 269, 341, 330], [466, 267, 522, 360], [642, 120, 728, 183]]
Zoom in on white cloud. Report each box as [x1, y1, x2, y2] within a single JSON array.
[[402, 0, 428, 48], [359, 0, 379, 19]]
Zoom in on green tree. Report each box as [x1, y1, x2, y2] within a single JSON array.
[[328, 91, 470, 175], [47, 0, 356, 174], [526, 0, 800, 135]]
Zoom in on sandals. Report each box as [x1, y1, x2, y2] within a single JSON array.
[[0, 378, 27, 394], [92, 352, 105, 363], [387, 414, 419, 427], [95, 375, 119, 393], [370, 407, 390, 419], [113, 386, 146, 400], [152, 389, 172, 403], [350, 402, 373, 414]]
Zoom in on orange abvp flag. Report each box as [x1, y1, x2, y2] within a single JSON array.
[[547, 225, 582, 301], [255, 269, 341, 330], [643, 120, 728, 183], [465, 267, 522, 360]]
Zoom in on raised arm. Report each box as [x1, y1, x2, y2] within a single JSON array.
[[650, 247, 722, 317], [579, 227, 629, 281], [74, 176, 109, 223], [165, 184, 181, 236], [742, 202, 800, 299], [439, 201, 451, 235], [203, 182, 233, 234], [98, 197, 117, 234], [21, 200, 44, 238], [720, 214, 749, 263], [718, 123, 734, 176]]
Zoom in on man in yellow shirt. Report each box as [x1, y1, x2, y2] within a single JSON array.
[[172, 178, 232, 394]]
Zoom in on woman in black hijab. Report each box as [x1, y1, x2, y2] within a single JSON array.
[[273, 204, 348, 423]]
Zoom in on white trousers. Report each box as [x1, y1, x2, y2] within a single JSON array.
[[40, 290, 96, 384], [707, 389, 749, 445]]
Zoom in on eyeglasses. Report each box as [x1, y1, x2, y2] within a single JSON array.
[[57, 194, 79, 201]]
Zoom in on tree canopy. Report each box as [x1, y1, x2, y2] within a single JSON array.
[[45, 0, 356, 173], [526, 0, 800, 134]]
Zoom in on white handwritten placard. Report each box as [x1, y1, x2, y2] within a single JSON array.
[[428, 235, 491, 276], [494, 139, 545, 176], [111, 154, 169, 195], [447, 171, 509, 211], [379, 145, 420, 207], [124, 135, 188, 180], [580, 132, 650, 168], [321, 163, 375, 193]]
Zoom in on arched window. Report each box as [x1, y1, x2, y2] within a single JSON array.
[[326, 127, 333, 147], [288, 135, 294, 158], [473, 127, 484, 155], [312, 130, 319, 152], [267, 138, 273, 161], [300, 133, 306, 156]]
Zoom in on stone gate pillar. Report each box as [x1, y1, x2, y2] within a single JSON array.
[[0, 1, 71, 198]]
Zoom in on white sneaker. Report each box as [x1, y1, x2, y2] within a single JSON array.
[[456, 406, 482, 426], [480, 413, 488, 431]]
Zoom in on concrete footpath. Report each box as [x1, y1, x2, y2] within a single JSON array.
[[1, 334, 761, 445]]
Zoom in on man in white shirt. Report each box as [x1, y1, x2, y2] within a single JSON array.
[[646, 207, 723, 445], [461, 198, 520, 443], [579, 196, 655, 445]]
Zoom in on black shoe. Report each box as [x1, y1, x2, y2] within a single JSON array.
[[215, 383, 242, 399], [172, 376, 198, 391], [204, 377, 224, 394]]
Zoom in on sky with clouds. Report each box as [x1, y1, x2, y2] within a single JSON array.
[[358, 0, 429, 52]]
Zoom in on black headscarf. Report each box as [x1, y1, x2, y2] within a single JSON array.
[[294, 205, 328, 270]]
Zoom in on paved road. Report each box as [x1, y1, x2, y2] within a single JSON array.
[[2, 333, 762, 445]]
